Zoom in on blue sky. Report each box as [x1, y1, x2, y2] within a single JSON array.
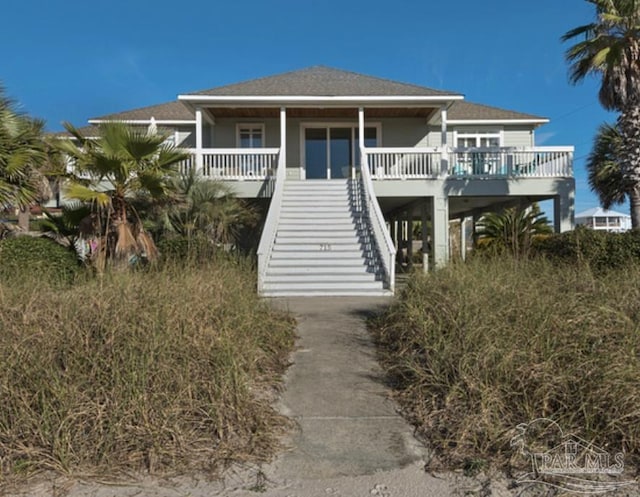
[[1, 0, 618, 214]]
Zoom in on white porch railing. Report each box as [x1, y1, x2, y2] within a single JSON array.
[[256, 150, 286, 294], [183, 148, 279, 180], [360, 147, 396, 292], [449, 146, 573, 177], [366, 146, 573, 179], [367, 147, 442, 179]]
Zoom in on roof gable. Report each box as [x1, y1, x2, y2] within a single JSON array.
[[576, 207, 630, 218], [184, 66, 462, 98], [90, 101, 193, 122], [447, 100, 546, 122]]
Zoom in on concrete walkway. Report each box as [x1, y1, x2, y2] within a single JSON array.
[[271, 297, 429, 479], [236, 297, 466, 496]]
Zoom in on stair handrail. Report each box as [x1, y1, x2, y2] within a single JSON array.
[[256, 150, 286, 293], [360, 147, 396, 292]]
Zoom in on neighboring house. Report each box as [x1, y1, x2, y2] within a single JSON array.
[[575, 207, 631, 232], [58, 66, 575, 296]]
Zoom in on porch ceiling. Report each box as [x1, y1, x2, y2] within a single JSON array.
[[205, 107, 439, 119]]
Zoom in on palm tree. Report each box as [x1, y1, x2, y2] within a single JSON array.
[[477, 206, 552, 258], [161, 168, 258, 246], [39, 203, 93, 261], [0, 86, 51, 230], [562, 0, 640, 227], [586, 122, 632, 209], [56, 122, 188, 269]]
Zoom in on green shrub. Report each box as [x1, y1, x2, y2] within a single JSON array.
[[371, 257, 640, 470], [533, 227, 640, 270], [0, 236, 80, 284], [157, 235, 216, 263]]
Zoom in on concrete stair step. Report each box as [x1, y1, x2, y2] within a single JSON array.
[[283, 191, 349, 196], [277, 230, 356, 237], [276, 236, 361, 245], [286, 180, 350, 186], [280, 213, 357, 221], [272, 243, 362, 252], [269, 256, 366, 265], [264, 273, 377, 283], [278, 223, 355, 230], [267, 265, 372, 274], [281, 206, 355, 213], [284, 189, 349, 194], [282, 202, 351, 209], [262, 289, 391, 297], [283, 195, 349, 200], [284, 191, 351, 196], [270, 250, 364, 259], [262, 281, 384, 291]]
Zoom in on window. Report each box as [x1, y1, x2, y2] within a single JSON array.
[[237, 124, 264, 148], [302, 124, 380, 179], [456, 130, 502, 148], [454, 130, 502, 175]]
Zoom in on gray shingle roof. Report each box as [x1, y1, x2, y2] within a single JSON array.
[[448, 100, 546, 122], [185, 66, 462, 97], [90, 101, 193, 122], [81, 67, 546, 124], [49, 125, 100, 138], [49, 123, 172, 138]]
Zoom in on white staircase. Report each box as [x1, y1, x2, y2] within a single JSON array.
[[261, 179, 389, 297]]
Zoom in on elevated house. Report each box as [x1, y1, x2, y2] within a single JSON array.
[[64, 66, 575, 296], [575, 207, 630, 233]]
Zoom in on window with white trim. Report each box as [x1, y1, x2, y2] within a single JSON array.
[[456, 130, 501, 148], [453, 130, 502, 175], [237, 124, 264, 148]]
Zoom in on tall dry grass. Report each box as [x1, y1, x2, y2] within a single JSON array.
[[0, 258, 295, 479], [371, 257, 640, 470]]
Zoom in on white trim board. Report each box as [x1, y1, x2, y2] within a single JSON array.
[[447, 119, 549, 125], [88, 119, 196, 125]]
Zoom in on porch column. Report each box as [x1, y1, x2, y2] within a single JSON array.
[[421, 200, 429, 273], [472, 211, 481, 249], [554, 191, 575, 233], [432, 193, 450, 268], [396, 217, 405, 267], [407, 212, 414, 269], [460, 217, 467, 261], [389, 218, 397, 251], [440, 105, 448, 146], [280, 107, 287, 171], [440, 105, 449, 176], [195, 107, 203, 171], [358, 107, 365, 178]]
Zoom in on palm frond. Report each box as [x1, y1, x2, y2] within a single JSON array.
[[64, 182, 111, 208], [114, 222, 138, 259], [587, 122, 630, 209]]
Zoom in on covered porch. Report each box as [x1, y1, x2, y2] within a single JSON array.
[[182, 104, 454, 181], [180, 104, 573, 182]]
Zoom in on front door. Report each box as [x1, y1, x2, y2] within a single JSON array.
[[304, 126, 377, 179]]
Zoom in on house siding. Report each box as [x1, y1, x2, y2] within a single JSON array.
[[503, 126, 534, 147], [175, 126, 196, 148]]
